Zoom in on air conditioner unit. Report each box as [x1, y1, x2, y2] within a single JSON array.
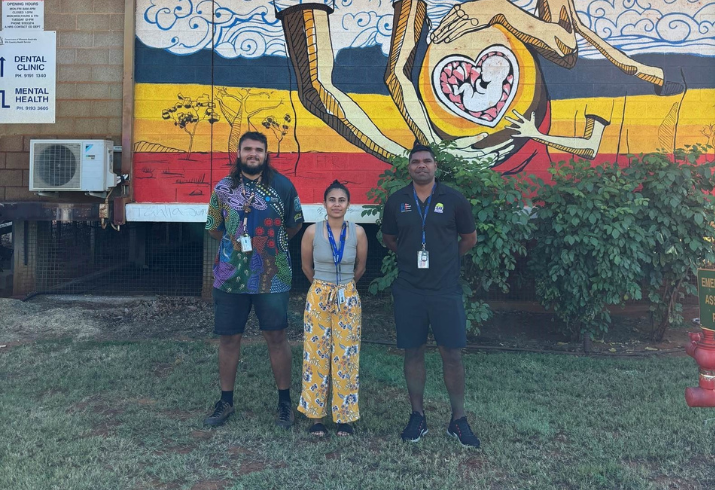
[[29, 139, 119, 192]]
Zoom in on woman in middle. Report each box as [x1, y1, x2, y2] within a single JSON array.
[[298, 180, 368, 436]]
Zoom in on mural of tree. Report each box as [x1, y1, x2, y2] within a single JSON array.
[[262, 114, 292, 156], [162, 93, 219, 159], [214, 87, 282, 162]]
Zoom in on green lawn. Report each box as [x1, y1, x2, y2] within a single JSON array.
[[1, 340, 713, 489]]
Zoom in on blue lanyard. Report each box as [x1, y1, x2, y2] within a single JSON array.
[[413, 184, 435, 250], [326, 221, 347, 284]]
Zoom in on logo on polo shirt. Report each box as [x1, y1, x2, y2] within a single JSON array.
[[400, 203, 412, 213], [434, 203, 444, 214]]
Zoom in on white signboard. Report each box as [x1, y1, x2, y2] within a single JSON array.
[[0, 31, 56, 124], [2, 0, 44, 30], [124, 203, 378, 223]]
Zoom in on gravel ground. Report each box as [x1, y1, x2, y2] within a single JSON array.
[[0, 293, 690, 355], [0, 293, 395, 345]]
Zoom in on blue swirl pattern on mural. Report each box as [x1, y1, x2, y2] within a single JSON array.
[[136, 0, 715, 59], [576, 0, 715, 57], [140, 0, 285, 57]]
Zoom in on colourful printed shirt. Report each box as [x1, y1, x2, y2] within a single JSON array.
[[206, 172, 304, 294]]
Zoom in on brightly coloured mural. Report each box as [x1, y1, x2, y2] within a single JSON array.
[[133, 0, 715, 207]]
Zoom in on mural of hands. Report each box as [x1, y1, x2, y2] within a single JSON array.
[[430, 1, 488, 45], [448, 134, 515, 165], [504, 111, 541, 140]]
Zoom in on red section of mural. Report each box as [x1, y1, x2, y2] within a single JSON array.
[[132, 147, 646, 205], [132, 152, 392, 204]]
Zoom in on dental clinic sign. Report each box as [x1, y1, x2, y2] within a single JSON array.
[[0, 31, 56, 123]]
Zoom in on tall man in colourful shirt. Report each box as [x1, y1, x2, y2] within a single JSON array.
[[204, 131, 304, 428]]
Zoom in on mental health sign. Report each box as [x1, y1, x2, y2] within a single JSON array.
[[0, 31, 55, 124]]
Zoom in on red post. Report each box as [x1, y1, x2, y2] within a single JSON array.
[[685, 327, 715, 407]]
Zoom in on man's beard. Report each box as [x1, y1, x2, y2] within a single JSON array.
[[238, 156, 267, 176]]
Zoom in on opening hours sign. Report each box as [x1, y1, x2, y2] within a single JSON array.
[[2, 0, 44, 31]]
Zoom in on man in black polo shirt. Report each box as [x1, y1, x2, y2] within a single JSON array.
[[381, 144, 480, 448]]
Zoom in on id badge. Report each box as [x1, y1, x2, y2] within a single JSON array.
[[240, 235, 252, 252], [337, 288, 346, 306], [418, 250, 429, 269]]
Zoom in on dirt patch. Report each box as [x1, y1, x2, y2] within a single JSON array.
[[227, 446, 252, 457], [0, 341, 27, 353], [237, 461, 267, 475], [471, 302, 698, 355], [0, 298, 102, 343], [135, 398, 158, 406], [190, 430, 214, 441], [553, 431, 569, 444], [460, 456, 486, 473], [88, 419, 122, 438], [162, 409, 199, 421], [67, 395, 124, 416], [650, 475, 701, 489], [153, 363, 174, 378], [0, 293, 699, 354]]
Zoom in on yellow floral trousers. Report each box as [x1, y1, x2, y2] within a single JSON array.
[[298, 279, 361, 423]]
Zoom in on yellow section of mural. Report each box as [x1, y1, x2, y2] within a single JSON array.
[[134, 83, 715, 155], [134, 83, 416, 154], [550, 90, 715, 154]]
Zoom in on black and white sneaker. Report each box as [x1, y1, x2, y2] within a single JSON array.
[[401, 411, 428, 442], [275, 401, 294, 429], [203, 400, 235, 427], [447, 416, 480, 448]]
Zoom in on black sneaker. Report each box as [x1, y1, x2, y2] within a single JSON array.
[[447, 416, 481, 448], [203, 400, 235, 427], [275, 401, 294, 429], [401, 411, 428, 442]]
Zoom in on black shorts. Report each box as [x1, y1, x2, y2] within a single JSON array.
[[213, 288, 289, 335], [391, 283, 467, 349]]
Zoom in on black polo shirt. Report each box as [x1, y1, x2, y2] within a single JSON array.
[[382, 181, 475, 294]]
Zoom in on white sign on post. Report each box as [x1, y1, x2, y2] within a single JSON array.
[[1, 0, 44, 31], [0, 31, 56, 124]]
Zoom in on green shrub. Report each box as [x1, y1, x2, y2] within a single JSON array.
[[625, 145, 715, 340], [529, 159, 651, 340], [363, 143, 536, 333]]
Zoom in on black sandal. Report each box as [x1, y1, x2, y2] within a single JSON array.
[[308, 422, 328, 437], [336, 423, 354, 436]]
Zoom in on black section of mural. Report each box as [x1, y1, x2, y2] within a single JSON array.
[[539, 53, 713, 98], [135, 39, 715, 99], [135, 39, 392, 95]]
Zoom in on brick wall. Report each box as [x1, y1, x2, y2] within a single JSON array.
[[0, 0, 124, 202]]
